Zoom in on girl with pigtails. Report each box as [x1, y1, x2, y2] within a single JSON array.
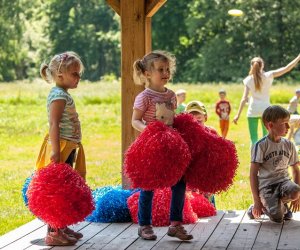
[[131, 50, 193, 241], [36, 51, 86, 246], [233, 54, 300, 145]]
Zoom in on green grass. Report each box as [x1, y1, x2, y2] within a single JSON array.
[[0, 80, 296, 236]]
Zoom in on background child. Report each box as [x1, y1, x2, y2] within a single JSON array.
[[233, 54, 300, 145], [215, 89, 231, 138], [132, 50, 193, 241], [185, 100, 216, 207], [248, 105, 300, 223], [287, 89, 300, 114], [175, 89, 187, 114], [37, 51, 85, 246]]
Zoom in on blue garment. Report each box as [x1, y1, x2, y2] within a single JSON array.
[[138, 178, 186, 226]]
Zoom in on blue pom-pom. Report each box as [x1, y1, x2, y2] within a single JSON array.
[[22, 175, 33, 206], [86, 185, 138, 223]]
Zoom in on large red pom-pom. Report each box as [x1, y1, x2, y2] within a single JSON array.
[[188, 192, 216, 218], [27, 163, 95, 229], [124, 121, 191, 190], [173, 114, 208, 158], [185, 134, 239, 193], [127, 188, 197, 226]]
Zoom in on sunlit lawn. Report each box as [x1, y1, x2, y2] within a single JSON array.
[[0, 80, 295, 235]]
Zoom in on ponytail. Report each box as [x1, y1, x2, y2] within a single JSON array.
[[249, 57, 264, 91]]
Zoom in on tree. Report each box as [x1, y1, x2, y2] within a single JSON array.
[[153, 0, 300, 83], [0, 0, 25, 81], [45, 0, 120, 81]]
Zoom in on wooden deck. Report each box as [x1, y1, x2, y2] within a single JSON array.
[[1, 210, 300, 250]]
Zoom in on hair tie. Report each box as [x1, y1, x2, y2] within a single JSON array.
[[138, 59, 145, 71], [58, 53, 69, 62]]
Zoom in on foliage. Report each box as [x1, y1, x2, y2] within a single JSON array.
[[179, 0, 300, 82], [0, 0, 24, 81], [45, 0, 120, 81], [0, 0, 300, 83]]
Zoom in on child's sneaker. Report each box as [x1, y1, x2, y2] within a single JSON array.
[[63, 227, 83, 239], [167, 225, 193, 241], [45, 229, 78, 246], [138, 225, 157, 240], [247, 205, 255, 219], [283, 204, 293, 220]]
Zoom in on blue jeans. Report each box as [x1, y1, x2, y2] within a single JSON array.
[[138, 178, 186, 226]]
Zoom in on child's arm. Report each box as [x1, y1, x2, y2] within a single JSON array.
[[250, 162, 265, 218], [292, 163, 300, 185], [132, 109, 146, 132], [49, 100, 65, 163], [215, 102, 221, 116], [272, 54, 300, 78], [290, 163, 300, 212], [233, 86, 250, 124]]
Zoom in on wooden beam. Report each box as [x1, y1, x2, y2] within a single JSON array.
[[146, 0, 167, 17], [106, 0, 120, 15], [145, 17, 152, 53], [120, 0, 148, 188]]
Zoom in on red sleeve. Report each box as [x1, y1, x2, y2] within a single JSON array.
[[215, 101, 221, 117]]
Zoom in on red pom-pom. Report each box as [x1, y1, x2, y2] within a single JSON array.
[[185, 134, 239, 193], [127, 188, 197, 226], [127, 192, 139, 224], [173, 114, 208, 158], [124, 121, 191, 190], [27, 163, 95, 229], [188, 192, 216, 217]]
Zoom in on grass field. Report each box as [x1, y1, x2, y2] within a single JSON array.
[[0, 80, 295, 236]]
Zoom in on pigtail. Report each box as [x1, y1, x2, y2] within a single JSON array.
[[40, 63, 52, 83], [133, 59, 147, 86]]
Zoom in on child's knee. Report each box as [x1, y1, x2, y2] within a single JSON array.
[[269, 215, 283, 223], [267, 207, 285, 223]]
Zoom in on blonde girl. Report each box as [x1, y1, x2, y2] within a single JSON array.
[[233, 54, 300, 145], [37, 51, 85, 246], [132, 50, 193, 241]]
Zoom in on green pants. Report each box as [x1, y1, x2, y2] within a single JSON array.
[[247, 117, 268, 145]]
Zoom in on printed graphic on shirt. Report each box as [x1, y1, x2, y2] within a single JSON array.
[[219, 103, 230, 119], [155, 102, 175, 125], [252, 137, 298, 189]]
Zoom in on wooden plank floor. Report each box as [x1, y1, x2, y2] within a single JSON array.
[[1, 210, 300, 250]]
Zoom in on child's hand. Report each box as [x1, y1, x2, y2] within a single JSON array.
[[290, 198, 300, 212], [233, 115, 239, 124], [50, 151, 60, 163], [253, 201, 264, 218]]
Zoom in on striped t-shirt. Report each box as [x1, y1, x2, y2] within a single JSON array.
[[47, 86, 81, 143], [133, 87, 176, 124]]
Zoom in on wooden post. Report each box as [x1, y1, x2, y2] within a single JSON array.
[[106, 0, 167, 188]]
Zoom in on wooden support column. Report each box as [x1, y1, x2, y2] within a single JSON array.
[[107, 0, 167, 188]]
